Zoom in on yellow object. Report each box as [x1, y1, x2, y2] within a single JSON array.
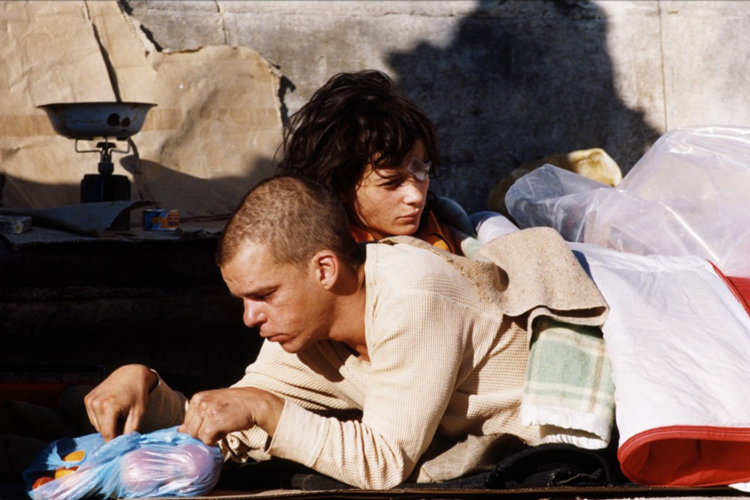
[[63, 450, 85, 462], [53, 450, 85, 478], [54, 467, 78, 479], [488, 148, 623, 216]]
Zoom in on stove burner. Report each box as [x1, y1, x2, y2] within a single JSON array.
[[38, 101, 156, 204], [76, 139, 131, 203], [37, 101, 157, 230]]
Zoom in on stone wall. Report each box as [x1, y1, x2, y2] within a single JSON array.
[[122, 0, 750, 212]]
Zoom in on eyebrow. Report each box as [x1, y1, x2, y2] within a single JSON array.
[[374, 168, 402, 178], [230, 285, 275, 300], [376, 174, 402, 184], [369, 175, 400, 188]]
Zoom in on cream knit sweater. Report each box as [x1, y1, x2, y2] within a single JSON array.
[[144, 228, 608, 490]]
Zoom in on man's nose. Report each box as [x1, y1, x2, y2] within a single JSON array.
[[243, 300, 266, 328]]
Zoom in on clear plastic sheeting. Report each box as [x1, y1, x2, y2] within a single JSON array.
[[506, 127, 750, 277], [504, 165, 609, 244]]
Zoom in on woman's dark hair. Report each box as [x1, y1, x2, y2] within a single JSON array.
[[276, 70, 440, 206]]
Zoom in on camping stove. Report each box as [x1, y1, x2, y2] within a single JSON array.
[[38, 102, 156, 203]]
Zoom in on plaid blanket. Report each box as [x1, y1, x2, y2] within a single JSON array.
[[521, 317, 615, 449]]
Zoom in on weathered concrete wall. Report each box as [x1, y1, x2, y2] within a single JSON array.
[[121, 0, 750, 213]]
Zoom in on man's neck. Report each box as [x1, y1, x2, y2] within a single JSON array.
[[328, 262, 369, 361]]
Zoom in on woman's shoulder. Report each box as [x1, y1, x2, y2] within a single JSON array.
[[430, 196, 474, 234]]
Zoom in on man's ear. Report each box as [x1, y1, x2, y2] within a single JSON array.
[[310, 250, 340, 290]]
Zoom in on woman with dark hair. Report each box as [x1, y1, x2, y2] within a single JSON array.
[[276, 70, 476, 255]]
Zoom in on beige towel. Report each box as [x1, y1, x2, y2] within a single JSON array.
[[387, 226, 609, 336]]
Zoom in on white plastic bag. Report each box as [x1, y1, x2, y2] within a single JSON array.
[[504, 164, 609, 243], [506, 126, 750, 277]]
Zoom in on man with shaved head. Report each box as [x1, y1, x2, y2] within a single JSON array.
[[85, 175, 607, 489]]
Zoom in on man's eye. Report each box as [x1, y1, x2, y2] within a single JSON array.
[[251, 291, 274, 301]]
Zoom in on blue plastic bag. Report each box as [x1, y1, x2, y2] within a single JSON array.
[[22, 426, 223, 500]]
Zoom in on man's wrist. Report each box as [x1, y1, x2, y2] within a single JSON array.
[[146, 368, 160, 394], [252, 388, 285, 437]]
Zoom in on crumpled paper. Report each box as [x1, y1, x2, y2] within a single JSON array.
[[0, 1, 281, 222]]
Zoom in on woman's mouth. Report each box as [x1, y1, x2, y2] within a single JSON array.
[[398, 211, 421, 221]]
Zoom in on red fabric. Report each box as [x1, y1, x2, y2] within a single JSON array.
[[708, 262, 750, 317], [619, 426, 750, 486], [726, 275, 750, 315], [617, 262, 750, 487]]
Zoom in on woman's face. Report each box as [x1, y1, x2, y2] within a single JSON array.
[[352, 141, 431, 239]]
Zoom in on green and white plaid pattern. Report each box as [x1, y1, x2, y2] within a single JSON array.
[[522, 316, 615, 448]]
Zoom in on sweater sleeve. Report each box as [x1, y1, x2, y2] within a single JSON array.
[[220, 339, 363, 463], [268, 288, 472, 489], [139, 371, 188, 432]]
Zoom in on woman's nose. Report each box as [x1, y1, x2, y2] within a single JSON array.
[[402, 179, 427, 206]]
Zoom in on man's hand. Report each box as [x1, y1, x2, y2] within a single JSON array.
[[179, 387, 284, 446], [84, 364, 157, 441]]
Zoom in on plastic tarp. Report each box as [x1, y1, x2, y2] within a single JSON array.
[[506, 126, 750, 278], [505, 126, 750, 489], [570, 242, 750, 490]]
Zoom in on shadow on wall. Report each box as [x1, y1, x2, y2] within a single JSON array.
[[1, 177, 80, 208], [120, 155, 277, 216], [0, 154, 275, 215], [388, 0, 660, 213]]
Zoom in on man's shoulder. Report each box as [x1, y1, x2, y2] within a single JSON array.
[[367, 236, 459, 273], [366, 236, 501, 302]]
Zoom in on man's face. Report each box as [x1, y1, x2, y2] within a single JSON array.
[[220, 242, 334, 354]]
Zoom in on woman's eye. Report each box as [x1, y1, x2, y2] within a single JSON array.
[[379, 177, 404, 188]]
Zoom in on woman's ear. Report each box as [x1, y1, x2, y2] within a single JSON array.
[[310, 250, 340, 290]]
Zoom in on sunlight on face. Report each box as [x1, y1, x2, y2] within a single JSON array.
[[352, 141, 430, 240], [220, 242, 333, 354]]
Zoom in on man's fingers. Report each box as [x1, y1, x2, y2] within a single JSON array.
[[84, 403, 101, 437], [181, 394, 224, 446], [192, 419, 225, 446], [179, 407, 199, 437], [84, 392, 106, 437], [180, 413, 215, 445], [123, 407, 144, 436], [90, 401, 118, 441], [85, 394, 127, 441]]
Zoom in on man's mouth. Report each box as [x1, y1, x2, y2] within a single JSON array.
[[260, 329, 279, 340], [263, 332, 287, 343]]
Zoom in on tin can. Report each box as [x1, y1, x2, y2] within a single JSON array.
[[0, 215, 32, 234], [142, 209, 179, 231]]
